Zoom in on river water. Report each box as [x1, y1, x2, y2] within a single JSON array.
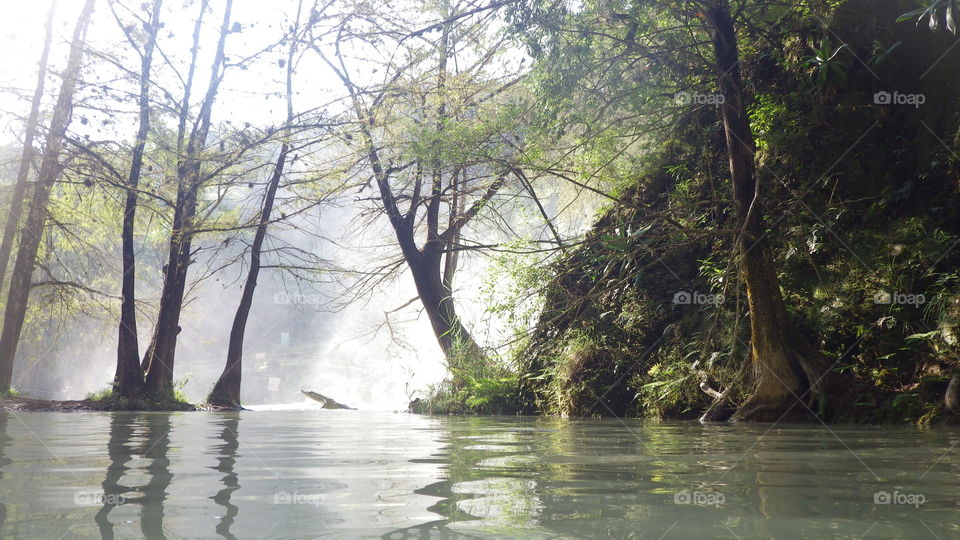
[[0, 409, 957, 539]]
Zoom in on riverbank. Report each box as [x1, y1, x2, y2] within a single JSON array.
[[408, 374, 960, 425], [0, 396, 238, 412]]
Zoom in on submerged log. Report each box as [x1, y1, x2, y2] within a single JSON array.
[[300, 389, 355, 410]]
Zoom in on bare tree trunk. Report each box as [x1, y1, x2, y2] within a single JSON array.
[[442, 169, 464, 292], [114, 0, 163, 398], [208, 145, 289, 407], [141, 0, 206, 377], [702, 0, 826, 422], [417, 15, 483, 380], [144, 0, 233, 396], [209, 3, 301, 407], [409, 250, 481, 357], [318, 1, 504, 388], [0, 0, 96, 393], [0, 2, 55, 297]]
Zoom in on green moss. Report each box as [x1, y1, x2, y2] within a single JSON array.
[[86, 387, 194, 411], [410, 373, 522, 415], [409, 340, 523, 415]]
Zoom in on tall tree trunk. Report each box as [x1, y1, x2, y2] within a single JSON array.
[[208, 143, 289, 407], [703, 0, 826, 422], [320, 2, 496, 388], [0, 0, 96, 393], [418, 15, 482, 380], [442, 169, 464, 292], [140, 0, 206, 377], [409, 252, 482, 364], [143, 0, 233, 396], [0, 2, 55, 297], [115, 0, 163, 398], [209, 5, 300, 406]]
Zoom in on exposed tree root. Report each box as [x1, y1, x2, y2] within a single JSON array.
[[732, 345, 827, 423], [700, 345, 829, 423], [700, 358, 749, 422]]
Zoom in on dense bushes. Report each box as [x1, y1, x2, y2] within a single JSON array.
[[409, 1, 960, 423], [512, 0, 960, 424]]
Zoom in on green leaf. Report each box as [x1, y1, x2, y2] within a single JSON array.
[[601, 234, 630, 252], [905, 330, 942, 341], [897, 7, 931, 23]]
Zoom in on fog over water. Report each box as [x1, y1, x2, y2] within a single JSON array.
[[10, 181, 451, 408], [11, 180, 589, 408], [0, 0, 599, 407]]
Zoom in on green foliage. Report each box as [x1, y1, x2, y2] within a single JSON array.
[[868, 40, 902, 67], [411, 369, 522, 415], [803, 41, 850, 88], [464, 373, 521, 410], [7, 0, 960, 426], [85, 387, 114, 402], [748, 94, 789, 152], [482, 240, 552, 337], [523, 328, 642, 417], [899, 0, 960, 33], [635, 361, 697, 418], [86, 382, 193, 411], [510, 0, 960, 425], [411, 336, 523, 415]]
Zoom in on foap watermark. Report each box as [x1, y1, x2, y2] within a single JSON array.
[[74, 490, 125, 507], [273, 292, 324, 306], [874, 490, 926, 508], [673, 290, 725, 306], [873, 290, 926, 307], [873, 91, 925, 108], [273, 490, 324, 507], [674, 91, 725, 107], [674, 489, 725, 508]]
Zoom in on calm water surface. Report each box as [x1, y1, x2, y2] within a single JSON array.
[[0, 410, 957, 539]]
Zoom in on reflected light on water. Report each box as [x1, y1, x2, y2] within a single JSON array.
[[0, 411, 957, 538]]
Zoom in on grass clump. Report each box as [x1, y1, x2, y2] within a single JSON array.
[[409, 342, 523, 415], [86, 385, 194, 411]]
